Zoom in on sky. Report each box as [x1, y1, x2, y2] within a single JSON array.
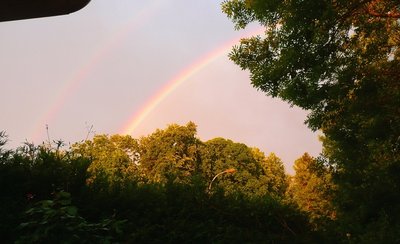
[[0, 0, 322, 174]]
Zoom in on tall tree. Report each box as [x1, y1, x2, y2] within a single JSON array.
[[72, 134, 139, 189], [222, 0, 400, 240], [287, 153, 335, 228], [251, 149, 287, 197], [137, 122, 201, 183], [200, 138, 287, 197]]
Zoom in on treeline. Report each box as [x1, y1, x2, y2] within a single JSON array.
[[0, 123, 334, 243]]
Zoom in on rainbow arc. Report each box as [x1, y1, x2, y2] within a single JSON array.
[[120, 27, 265, 135]]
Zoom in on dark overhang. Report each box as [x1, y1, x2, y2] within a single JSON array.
[[0, 0, 91, 22]]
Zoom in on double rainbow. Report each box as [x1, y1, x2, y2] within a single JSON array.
[[30, 0, 264, 141], [30, 0, 165, 141]]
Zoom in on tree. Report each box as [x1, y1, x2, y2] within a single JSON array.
[[72, 134, 139, 189], [200, 137, 287, 197], [222, 0, 399, 112], [137, 122, 202, 183], [222, 0, 400, 240], [71, 122, 288, 197], [287, 153, 335, 228], [0, 131, 10, 163], [251, 149, 287, 197]]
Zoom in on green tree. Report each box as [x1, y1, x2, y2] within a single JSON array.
[[137, 122, 201, 183], [251, 149, 287, 197], [222, 0, 400, 240], [200, 137, 287, 197], [287, 153, 335, 228], [72, 134, 139, 189], [222, 0, 399, 113]]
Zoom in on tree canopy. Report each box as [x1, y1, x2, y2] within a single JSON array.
[[200, 138, 287, 197], [222, 0, 399, 114], [72, 122, 288, 197], [137, 122, 201, 183], [72, 134, 139, 189], [287, 153, 336, 228], [222, 0, 400, 241]]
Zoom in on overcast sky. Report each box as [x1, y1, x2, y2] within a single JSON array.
[[0, 0, 322, 173]]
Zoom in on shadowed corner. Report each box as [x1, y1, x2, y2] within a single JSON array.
[[0, 0, 91, 22]]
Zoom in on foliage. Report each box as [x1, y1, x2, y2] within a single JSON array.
[[0, 131, 11, 163], [222, 0, 400, 240], [72, 122, 288, 198], [253, 149, 288, 196], [0, 141, 90, 242], [287, 153, 336, 229], [1, 123, 326, 242], [200, 138, 287, 197], [78, 178, 314, 243], [222, 0, 399, 113], [16, 191, 125, 244], [72, 134, 139, 189], [137, 122, 201, 184]]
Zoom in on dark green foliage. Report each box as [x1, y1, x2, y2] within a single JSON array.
[[222, 0, 400, 241], [0, 142, 90, 242], [79, 178, 314, 243], [16, 191, 125, 244]]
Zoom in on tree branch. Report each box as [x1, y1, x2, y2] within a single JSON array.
[[366, 0, 400, 19]]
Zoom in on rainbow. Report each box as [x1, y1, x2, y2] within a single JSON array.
[[120, 27, 265, 135], [30, 0, 165, 141]]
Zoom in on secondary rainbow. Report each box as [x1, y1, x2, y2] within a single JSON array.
[[30, 0, 165, 142], [121, 27, 265, 135]]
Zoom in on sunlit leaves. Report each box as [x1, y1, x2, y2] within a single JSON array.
[[287, 153, 336, 228], [137, 122, 200, 183], [200, 138, 287, 197], [72, 134, 139, 188]]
